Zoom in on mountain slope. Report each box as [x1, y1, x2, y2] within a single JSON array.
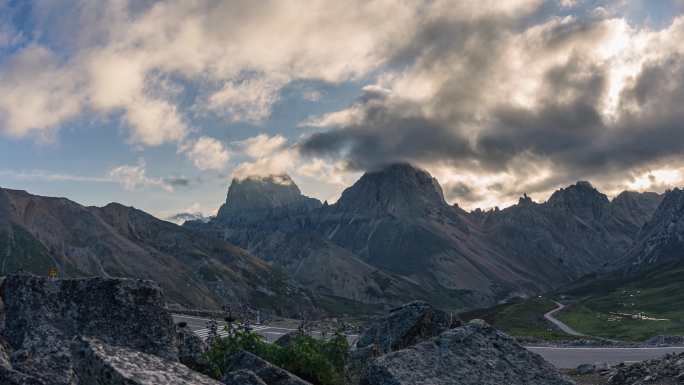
[[479, 183, 662, 280], [193, 164, 663, 311], [0, 188, 315, 315], [623, 188, 684, 268], [310, 164, 533, 304], [189, 172, 444, 310], [542, 189, 683, 341]]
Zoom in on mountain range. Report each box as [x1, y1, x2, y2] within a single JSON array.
[[186, 163, 673, 311], [1, 162, 681, 315]]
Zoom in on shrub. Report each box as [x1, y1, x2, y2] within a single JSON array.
[[203, 323, 349, 385]]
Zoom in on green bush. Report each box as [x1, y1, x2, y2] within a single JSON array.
[[203, 324, 349, 385]]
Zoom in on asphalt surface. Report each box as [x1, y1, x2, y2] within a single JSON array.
[[173, 314, 684, 369], [526, 346, 684, 369], [544, 301, 585, 336]]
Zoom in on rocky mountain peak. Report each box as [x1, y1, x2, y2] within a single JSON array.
[[217, 174, 321, 219], [625, 187, 684, 267], [547, 181, 609, 219], [518, 193, 534, 206], [334, 163, 448, 215]]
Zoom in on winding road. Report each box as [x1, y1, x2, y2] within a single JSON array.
[[544, 301, 585, 336]]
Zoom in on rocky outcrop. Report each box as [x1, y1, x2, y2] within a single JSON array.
[[607, 352, 684, 385], [624, 188, 684, 268], [222, 369, 268, 385], [333, 163, 448, 216], [0, 275, 182, 384], [216, 175, 321, 222], [73, 337, 222, 385], [356, 301, 460, 355], [359, 323, 573, 385], [222, 350, 312, 385], [177, 327, 209, 372]]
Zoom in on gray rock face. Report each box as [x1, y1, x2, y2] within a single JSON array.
[[0, 275, 178, 385], [359, 324, 573, 385], [624, 188, 684, 268], [607, 352, 684, 385], [356, 301, 460, 355], [223, 350, 312, 385], [577, 363, 596, 375], [73, 337, 222, 385], [334, 163, 448, 216], [177, 327, 209, 372], [217, 175, 321, 221], [222, 369, 268, 385]]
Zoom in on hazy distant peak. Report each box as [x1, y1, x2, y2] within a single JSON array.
[[165, 212, 211, 225]]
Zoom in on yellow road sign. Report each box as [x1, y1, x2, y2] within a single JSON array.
[[48, 267, 58, 279]]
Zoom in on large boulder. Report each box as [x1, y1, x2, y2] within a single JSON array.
[[607, 352, 684, 385], [222, 369, 268, 385], [0, 275, 178, 384], [222, 350, 312, 385], [177, 327, 209, 372], [359, 323, 573, 385], [356, 301, 460, 355], [72, 337, 222, 385]]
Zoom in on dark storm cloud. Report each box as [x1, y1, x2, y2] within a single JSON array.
[[164, 177, 191, 187], [300, 111, 474, 171], [298, 12, 684, 203], [444, 181, 485, 203]]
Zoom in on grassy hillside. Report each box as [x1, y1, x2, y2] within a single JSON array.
[[460, 297, 578, 341], [555, 263, 684, 341]]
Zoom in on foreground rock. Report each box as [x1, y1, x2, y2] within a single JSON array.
[[0, 275, 179, 384], [360, 323, 573, 385], [222, 350, 312, 385], [356, 301, 460, 355], [607, 352, 684, 385], [177, 327, 209, 372], [73, 337, 221, 385]]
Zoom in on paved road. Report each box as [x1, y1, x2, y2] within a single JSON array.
[[527, 346, 684, 369], [544, 301, 585, 336], [173, 314, 684, 369]]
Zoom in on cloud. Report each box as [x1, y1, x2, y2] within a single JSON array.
[[231, 134, 298, 180], [0, 165, 188, 194], [301, 90, 323, 102], [181, 136, 230, 171], [0, 0, 427, 146], [0, 45, 83, 140], [206, 76, 284, 122], [297, 10, 684, 209], [235, 134, 288, 158], [109, 161, 174, 192], [5, 1, 684, 209], [0, 169, 111, 183], [164, 177, 191, 187]]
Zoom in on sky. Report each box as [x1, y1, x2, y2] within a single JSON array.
[[1, 0, 684, 218]]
